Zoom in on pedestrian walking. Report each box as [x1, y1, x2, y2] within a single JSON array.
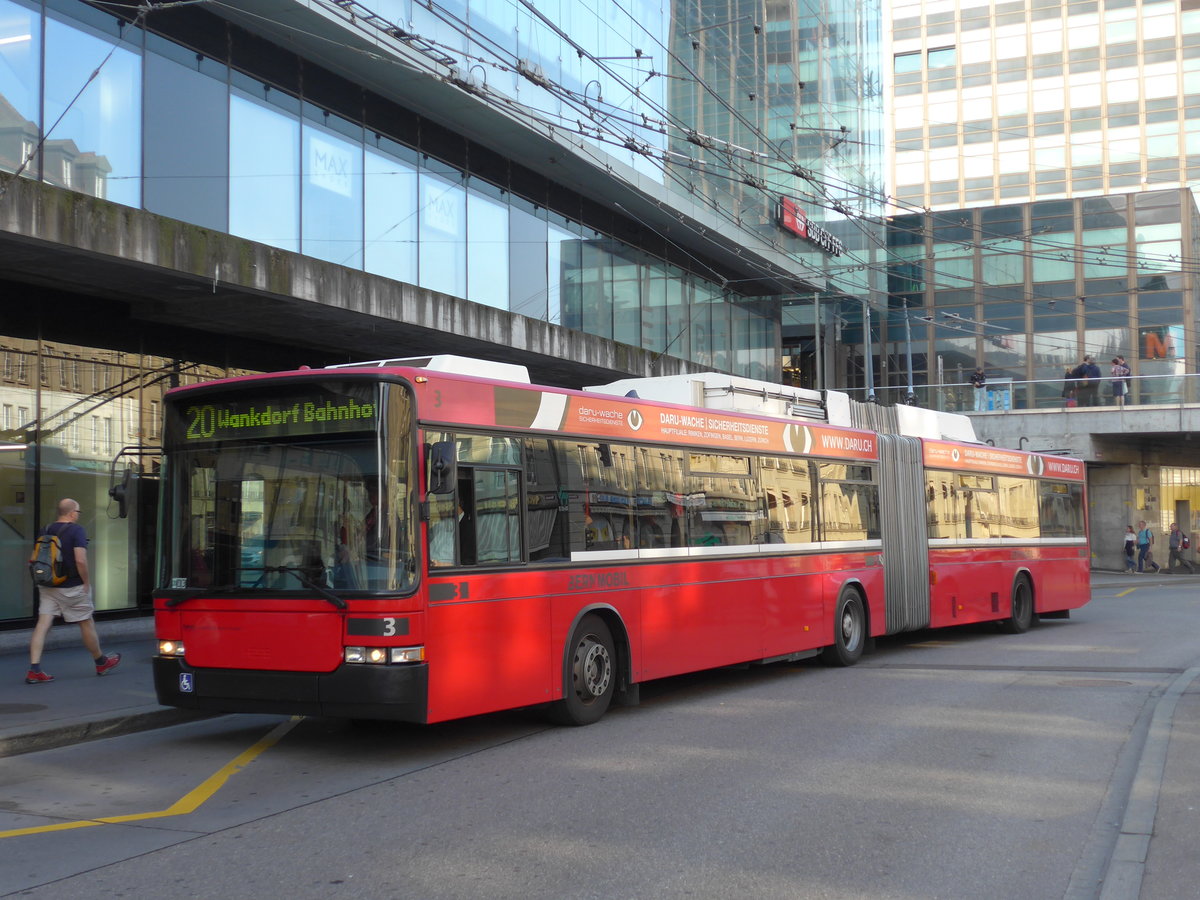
[[25, 498, 121, 684], [1136, 519, 1161, 573], [970, 367, 987, 412], [1111, 356, 1131, 407], [1071, 355, 1102, 407], [1123, 525, 1137, 573], [1167, 522, 1194, 574]]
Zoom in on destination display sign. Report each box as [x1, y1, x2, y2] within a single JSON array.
[[923, 441, 1085, 481], [168, 382, 378, 444]]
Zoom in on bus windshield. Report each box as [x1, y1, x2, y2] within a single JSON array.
[[161, 380, 417, 595]]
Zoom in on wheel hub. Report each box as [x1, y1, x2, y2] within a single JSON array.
[[574, 638, 611, 701]]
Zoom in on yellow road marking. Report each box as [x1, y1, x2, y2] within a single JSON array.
[[1116, 588, 1136, 597], [0, 717, 301, 839]]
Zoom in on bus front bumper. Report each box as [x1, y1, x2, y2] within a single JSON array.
[[152, 657, 429, 723]]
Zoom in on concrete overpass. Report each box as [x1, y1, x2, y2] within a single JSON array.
[[968, 403, 1200, 465], [970, 404, 1200, 566], [0, 177, 705, 388]]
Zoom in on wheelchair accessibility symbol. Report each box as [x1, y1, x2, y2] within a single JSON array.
[[179, 673, 194, 693]]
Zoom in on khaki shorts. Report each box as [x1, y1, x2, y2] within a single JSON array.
[[38, 584, 93, 623]]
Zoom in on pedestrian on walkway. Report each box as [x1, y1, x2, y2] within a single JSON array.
[[970, 367, 987, 412], [1123, 525, 1137, 573], [1111, 356, 1131, 407], [25, 498, 121, 684], [1167, 522, 1194, 574], [1136, 519, 1161, 573]]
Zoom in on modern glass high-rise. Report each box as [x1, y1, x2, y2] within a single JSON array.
[[882, 0, 1200, 408], [889, 0, 1200, 209]]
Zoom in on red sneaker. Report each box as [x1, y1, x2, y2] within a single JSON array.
[[26, 670, 55, 684], [95, 653, 122, 676]]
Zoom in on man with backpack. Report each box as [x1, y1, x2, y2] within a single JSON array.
[[25, 498, 121, 684], [1136, 519, 1161, 574], [1167, 522, 1194, 574]]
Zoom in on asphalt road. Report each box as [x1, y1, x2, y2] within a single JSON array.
[[3, 578, 1199, 900]]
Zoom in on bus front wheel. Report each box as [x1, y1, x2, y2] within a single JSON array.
[[549, 614, 615, 726], [821, 588, 866, 667]]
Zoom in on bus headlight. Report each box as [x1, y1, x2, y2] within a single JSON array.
[[390, 646, 425, 664], [159, 640, 185, 657], [346, 646, 424, 664]]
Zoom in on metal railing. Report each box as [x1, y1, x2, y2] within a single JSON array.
[[842, 371, 1200, 413]]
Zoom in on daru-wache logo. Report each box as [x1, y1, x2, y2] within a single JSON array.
[[782, 423, 813, 454], [627, 408, 644, 431]]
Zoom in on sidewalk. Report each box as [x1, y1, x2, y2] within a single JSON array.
[[0, 616, 209, 757]]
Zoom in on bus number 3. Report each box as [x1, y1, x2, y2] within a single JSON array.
[[382, 618, 397, 636]]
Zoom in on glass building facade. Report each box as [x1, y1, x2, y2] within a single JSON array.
[[0, 339, 251, 623], [0, 0, 806, 382], [884, 189, 1200, 410], [889, 0, 1200, 210], [0, 0, 887, 623]]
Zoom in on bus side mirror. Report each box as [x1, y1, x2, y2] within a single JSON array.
[[428, 441, 457, 494], [109, 467, 133, 518]]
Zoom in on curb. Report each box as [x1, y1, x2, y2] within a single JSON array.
[[0, 707, 216, 758]]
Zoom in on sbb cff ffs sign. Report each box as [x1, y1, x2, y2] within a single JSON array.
[[779, 197, 844, 256]]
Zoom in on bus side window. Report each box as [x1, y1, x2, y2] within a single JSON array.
[[428, 487, 460, 567], [472, 468, 520, 564]]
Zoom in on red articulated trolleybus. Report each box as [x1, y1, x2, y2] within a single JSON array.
[[153, 356, 1090, 726]]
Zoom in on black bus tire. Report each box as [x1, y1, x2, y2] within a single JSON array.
[[548, 614, 616, 726], [1001, 577, 1034, 634], [821, 588, 866, 667]]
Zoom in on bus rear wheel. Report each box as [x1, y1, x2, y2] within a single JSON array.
[[1001, 578, 1033, 634], [549, 614, 615, 726], [821, 588, 865, 667]]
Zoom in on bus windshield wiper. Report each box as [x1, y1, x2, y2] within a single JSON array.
[[259, 565, 348, 609]]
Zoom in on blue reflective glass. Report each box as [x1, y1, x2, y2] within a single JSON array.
[[365, 147, 417, 283], [508, 205, 547, 319], [642, 263, 667, 353], [418, 172, 465, 297], [547, 225, 578, 326], [0, 0, 40, 179], [580, 239, 613, 340], [302, 120, 363, 268], [229, 93, 299, 252], [144, 51, 228, 231], [612, 249, 642, 346], [665, 277, 689, 361], [710, 293, 731, 371], [44, 17, 141, 207], [467, 190, 509, 309]]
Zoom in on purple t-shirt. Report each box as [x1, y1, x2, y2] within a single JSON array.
[[42, 521, 87, 588]]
